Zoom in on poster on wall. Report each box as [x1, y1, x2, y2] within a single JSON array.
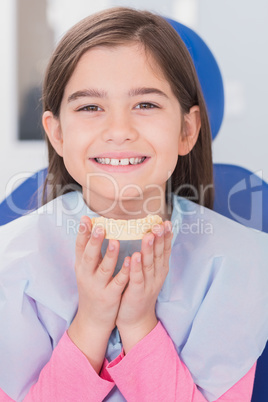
[[17, 0, 54, 140]]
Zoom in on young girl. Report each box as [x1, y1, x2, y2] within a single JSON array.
[[1, 7, 268, 402]]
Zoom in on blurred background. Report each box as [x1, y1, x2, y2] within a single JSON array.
[[0, 0, 267, 202]]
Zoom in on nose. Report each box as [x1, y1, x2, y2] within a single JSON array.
[[102, 109, 138, 144]]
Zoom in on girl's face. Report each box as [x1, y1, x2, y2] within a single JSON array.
[[43, 43, 200, 217]]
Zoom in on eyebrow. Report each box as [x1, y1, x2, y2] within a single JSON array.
[[128, 87, 169, 99], [67, 87, 169, 103]]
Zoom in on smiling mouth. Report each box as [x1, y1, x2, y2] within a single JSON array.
[[94, 157, 147, 166]]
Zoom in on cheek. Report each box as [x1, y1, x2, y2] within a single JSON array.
[[61, 127, 89, 157], [158, 136, 180, 179], [160, 156, 178, 181], [152, 116, 181, 145], [157, 130, 180, 158]]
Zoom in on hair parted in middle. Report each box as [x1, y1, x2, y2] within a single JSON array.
[[42, 6, 214, 209]]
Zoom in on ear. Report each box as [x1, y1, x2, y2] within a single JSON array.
[[178, 106, 201, 156], [42, 111, 64, 157]]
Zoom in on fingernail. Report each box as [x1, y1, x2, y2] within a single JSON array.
[[148, 237, 154, 246], [124, 258, 130, 267], [157, 226, 164, 237], [136, 254, 141, 263], [164, 222, 172, 234], [80, 216, 87, 225], [108, 241, 115, 251], [93, 225, 104, 238], [153, 224, 164, 237], [93, 228, 99, 238], [79, 222, 87, 234]]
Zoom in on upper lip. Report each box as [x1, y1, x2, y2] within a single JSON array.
[[91, 152, 148, 159]]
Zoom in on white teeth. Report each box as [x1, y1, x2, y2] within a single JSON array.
[[95, 157, 146, 165]]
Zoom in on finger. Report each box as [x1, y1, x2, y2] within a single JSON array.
[[163, 221, 173, 274], [96, 239, 120, 286], [75, 216, 92, 268], [129, 252, 144, 290], [152, 223, 165, 277], [80, 223, 105, 274], [141, 233, 155, 283], [108, 256, 130, 296]]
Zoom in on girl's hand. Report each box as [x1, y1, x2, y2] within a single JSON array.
[[73, 215, 130, 332], [116, 221, 173, 353], [67, 216, 130, 373]]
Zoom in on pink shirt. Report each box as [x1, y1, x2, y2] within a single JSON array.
[[0, 322, 256, 401]]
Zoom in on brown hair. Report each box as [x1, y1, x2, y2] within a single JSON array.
[[42, 6, 214, 209]]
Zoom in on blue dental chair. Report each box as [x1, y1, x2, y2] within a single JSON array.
[[0, 18, 267, 401]]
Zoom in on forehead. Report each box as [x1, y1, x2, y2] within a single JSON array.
[[66, 43, 170, 90]]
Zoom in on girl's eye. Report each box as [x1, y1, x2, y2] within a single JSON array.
[[135, 103, 158, 110], [77, 105, 102, 112]]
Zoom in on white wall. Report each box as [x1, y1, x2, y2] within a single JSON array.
[[196, 0, 268, 184], [0, 0, 267, 203]]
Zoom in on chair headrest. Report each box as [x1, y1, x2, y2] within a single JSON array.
[[166, 18, 224, 140]]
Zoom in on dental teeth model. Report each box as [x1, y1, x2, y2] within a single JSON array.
[[91, 214, 163, 240]]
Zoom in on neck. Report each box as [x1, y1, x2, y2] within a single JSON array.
[[82, 187, 173, 221]]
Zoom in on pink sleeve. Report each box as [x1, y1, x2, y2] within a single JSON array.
[[0, 332, 114, 402], [0, 324, 256, 401], [105, 321, 256, 402]]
